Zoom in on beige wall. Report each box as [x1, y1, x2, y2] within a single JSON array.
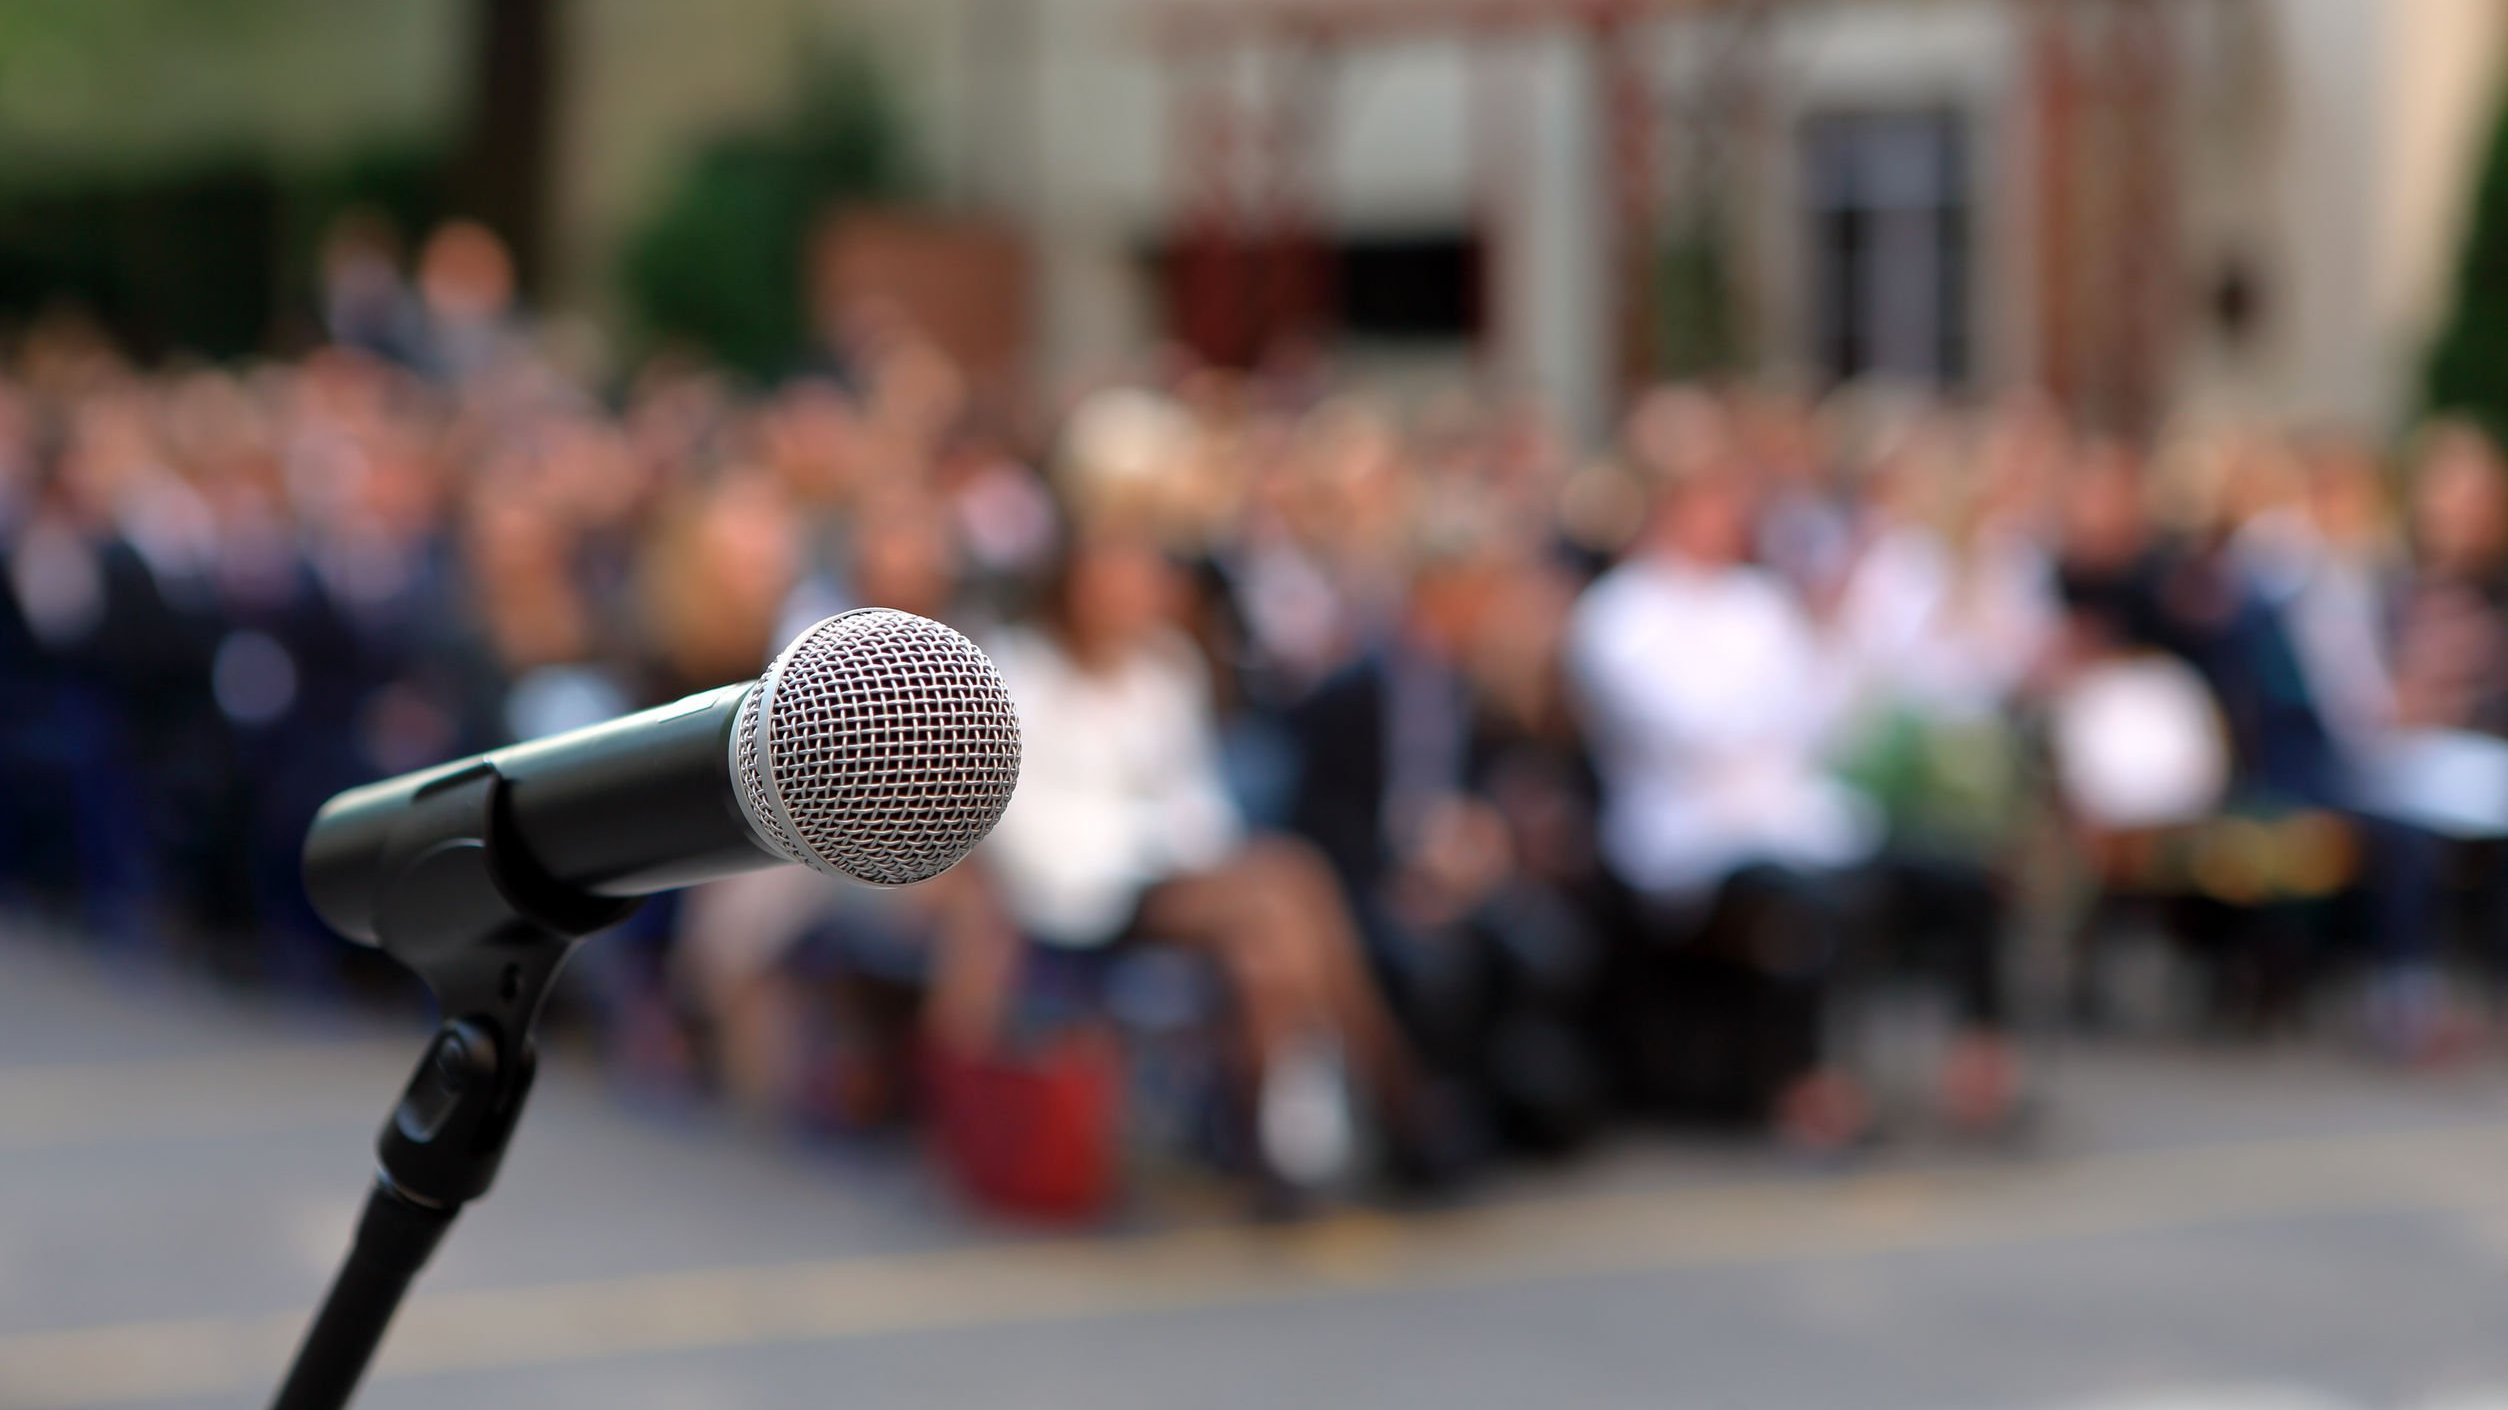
[[2175, 0, 2507, 433], [2371, 0, 2507, 422]]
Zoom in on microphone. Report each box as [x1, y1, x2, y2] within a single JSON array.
[[269, 610, 1018, 1409], [304, 607, 1023, 943]]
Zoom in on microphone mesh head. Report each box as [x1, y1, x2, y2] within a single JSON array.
[[734, 608, 1021, 885]]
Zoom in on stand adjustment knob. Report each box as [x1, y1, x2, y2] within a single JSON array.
[[395, 1021, 498, 1144]]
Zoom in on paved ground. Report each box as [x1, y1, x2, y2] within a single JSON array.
[[10, 933, 2508, 1410]]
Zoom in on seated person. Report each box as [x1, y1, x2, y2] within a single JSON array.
[[1830, 425, 2043, 1116], [2351, 423, 2508, 1058], [670, 478, 983, 1122], [1568, 456, 2015, 1148], [1289, 514, 1611, 1153], [959, 528, 1423, 1195]]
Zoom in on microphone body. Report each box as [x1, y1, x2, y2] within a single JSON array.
[[303, 607, 1024, 944], [303, 683, 775, 943]]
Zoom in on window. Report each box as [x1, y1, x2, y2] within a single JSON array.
[[1153, 230, 1482, 366], [1337, 233, 1481, 342], [1804, 110, 1970, 386]]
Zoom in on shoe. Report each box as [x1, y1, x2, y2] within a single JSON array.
[[1259, 1032, 1357, 1192], [1939, 1033, 2024, 1136], [1774, 1067, 1874, 1157]]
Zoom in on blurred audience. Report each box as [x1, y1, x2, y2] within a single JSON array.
[[13, 216, 2508, 1215]]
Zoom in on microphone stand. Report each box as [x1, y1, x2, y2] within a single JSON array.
[[271, 764, 637, 1410]]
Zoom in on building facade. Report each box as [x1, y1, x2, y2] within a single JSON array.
[[839, 0, 2508, 441], [4, 0, 2499, 442]]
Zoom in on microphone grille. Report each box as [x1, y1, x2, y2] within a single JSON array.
[[735, 608, 1022, 886]]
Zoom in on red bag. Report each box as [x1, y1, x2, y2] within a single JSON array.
[[923, 1030, 1122, 1222]]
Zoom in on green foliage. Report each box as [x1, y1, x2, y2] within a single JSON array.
[[620, 45, 914, 380], [2428, 92, 2508, 441]]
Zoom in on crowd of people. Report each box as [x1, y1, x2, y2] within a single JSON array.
[[7, 216, 2508, 1213]]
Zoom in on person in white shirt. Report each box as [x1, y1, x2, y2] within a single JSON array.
[[1568, 457, 1873, 1147], [1570, 453, 2020, 1147], [981, 595, 1246, 950], [959, 530, 1419, 1191], [1571, 464, 1879, 900]]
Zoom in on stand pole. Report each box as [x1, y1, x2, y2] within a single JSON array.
[[269, 1184, 455, 1410]]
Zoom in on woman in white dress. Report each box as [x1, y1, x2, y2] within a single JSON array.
[[955, 530, 1420, 1190]]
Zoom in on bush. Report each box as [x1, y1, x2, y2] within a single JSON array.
[[2428, 92, 2508, 442], [620, 45, 914, 380]]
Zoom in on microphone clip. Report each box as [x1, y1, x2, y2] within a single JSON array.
[[363, 763, 638, 1209]]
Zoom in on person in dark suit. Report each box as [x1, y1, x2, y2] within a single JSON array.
[[1290, 522, 1610, 1155]]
